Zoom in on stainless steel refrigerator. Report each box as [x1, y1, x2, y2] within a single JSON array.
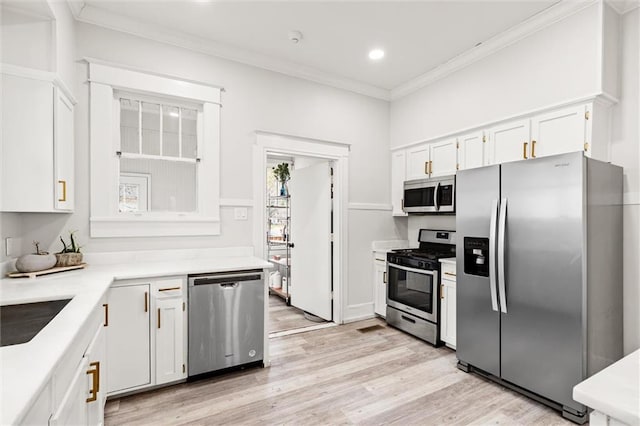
[[456, 151, 623, 424]]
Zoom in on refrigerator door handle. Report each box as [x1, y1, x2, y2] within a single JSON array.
[[434, 182, 440, 211], [497, 197, 508, 313], [489, 199, 499, 312]]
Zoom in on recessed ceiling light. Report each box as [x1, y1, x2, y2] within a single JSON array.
[[369, 49, 385, 61]]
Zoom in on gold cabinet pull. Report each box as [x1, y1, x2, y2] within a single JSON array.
[[429, 161, 433, 175], [424, 161, 429, 175], [144, 292, 148, 312], [58, 180, 67, 202], [383, 271, 387, 283], [86, 361, 99, 403], [103, 304, 108, 327], [531, 140, 537, 158], [158, 287, 181, 292], [444, 272, 456, 277], [441, 284, 444, 299], [157, 308, 161, 329], [523, 142, 528, 159]]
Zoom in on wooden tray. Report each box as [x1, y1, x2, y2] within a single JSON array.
[[7, 263, 88, 279]]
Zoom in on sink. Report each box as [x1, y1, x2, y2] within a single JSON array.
[[0, 299, 72, 347]]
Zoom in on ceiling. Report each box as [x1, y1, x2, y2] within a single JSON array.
[[77, 0, 560, 93]]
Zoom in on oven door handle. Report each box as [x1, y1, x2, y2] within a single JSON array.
[[388, 263, 436, 276]]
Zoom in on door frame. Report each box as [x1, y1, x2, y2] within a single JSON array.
[[253, 131, 349, 327]]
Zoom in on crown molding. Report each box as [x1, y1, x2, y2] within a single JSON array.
[[390, 0, 599, 101], [604, 0, 640, 14], [71, 3, 390, 101]]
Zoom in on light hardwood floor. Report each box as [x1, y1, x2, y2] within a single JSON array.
[[268, 293, 320, 333], [105, 318, 575, 425]]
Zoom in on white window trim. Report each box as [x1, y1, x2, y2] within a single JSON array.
[[88, 61, 221, 237]]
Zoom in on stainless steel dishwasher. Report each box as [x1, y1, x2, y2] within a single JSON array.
[[188, 270, 264, 377]]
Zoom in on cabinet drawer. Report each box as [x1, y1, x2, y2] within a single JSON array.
[[440, 262, 457, 281], [153, 277, 185, 298]]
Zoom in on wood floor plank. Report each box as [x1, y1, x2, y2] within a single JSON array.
[[105, 318, 575, 425]]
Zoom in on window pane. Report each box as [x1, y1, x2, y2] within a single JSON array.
[[141, 102, 160, 156], [162, 106, 180, 157], [181, 108, 197, 159], [120, 99, 139, 154], [119, 157, 197, 212]]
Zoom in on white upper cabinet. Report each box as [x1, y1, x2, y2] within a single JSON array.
[[458, 130, 487, 171], [391, 150, 407, 216], [54, 86, 75, 211], [487, 118, 531, 165], [1, 68, 75, 213], [530, 104, 587, 159], [406, 143, 431, 180], [429, 138, 457, 177]]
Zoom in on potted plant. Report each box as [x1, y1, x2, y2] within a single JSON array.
[[56, 231, 84, 267], [272, 163, 290, 196], [15, 241, 57, 273]]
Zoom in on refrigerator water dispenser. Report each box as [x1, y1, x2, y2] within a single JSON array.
[[464, 237, 489, 277]]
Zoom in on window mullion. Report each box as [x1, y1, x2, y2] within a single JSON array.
[[138, 101, 142, 154], [159, 104, 164, 157], [178, 108, 183, 158]]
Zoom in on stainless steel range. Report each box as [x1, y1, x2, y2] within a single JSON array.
[[386, 229, 456, 345]]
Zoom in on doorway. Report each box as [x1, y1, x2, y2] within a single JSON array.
[[253, 131, 349, 336], [265, 155, 333, 333]]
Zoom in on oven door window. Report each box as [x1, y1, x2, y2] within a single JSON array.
[[388, 266, 434, 314], [404, 187, 435, 208]]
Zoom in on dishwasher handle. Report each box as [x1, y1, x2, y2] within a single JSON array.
[[220, 282, 239, 289], [190, 272, 263, 286]]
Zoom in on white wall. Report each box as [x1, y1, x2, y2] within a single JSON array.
[[392, 4, 640, 354], [610, 7, 640, 355], [12, 21, 403, 322], [0, 7, 53, 72], [390, 4, 601, 147]]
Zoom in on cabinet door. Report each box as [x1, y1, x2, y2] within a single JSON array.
[[1, 73, 54, 212], [429, 139, 457, 177], [373, 260, 387, 317], [444, 281, 457, 349], [155, 296, 186, 385], [54, 87, 74, 211], [458, 131, 486, 170], [85, 324, 106, 425], [106, 284, 151, 394], [406, 144, 430, 180], [391, 150, 407, 216], [487, 119, 531, 164], [49, 357, 88, 426], [530, 105, 586, 159]]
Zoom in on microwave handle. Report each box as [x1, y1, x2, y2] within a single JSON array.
[[434, 182, 440, 211]]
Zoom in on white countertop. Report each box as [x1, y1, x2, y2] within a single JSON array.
[[0, 255, 271, 425], [439, 257, 456, 265], [573, 350, 640, 425]]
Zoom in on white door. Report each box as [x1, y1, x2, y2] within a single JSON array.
[[406, 143, 431, 180], [487, 119, 531, 164], [391, 150, 407, 216], [106, 284, 151, 394], [289, 161, 332, 320], [429, 139, 458, 177], [530, 105, 586, 159], [458, 131, 486, 170], [155, 296, 185, 384], [54, 87, 74, 211], [85, 324, 106, 425], [49, 357, 88, 426], [442, 279, 457, 349]]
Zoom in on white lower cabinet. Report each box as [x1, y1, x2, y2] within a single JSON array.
[[106, 284, 151, 394], [155, 287, 186, 385], [439, 261, 457, 349], [50, 357, 89, 426], [373, 257, 387, 317], [107, 277, 187, 397]]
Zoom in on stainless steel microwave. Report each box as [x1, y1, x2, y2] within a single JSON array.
[[403, 175, 455, 214]]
